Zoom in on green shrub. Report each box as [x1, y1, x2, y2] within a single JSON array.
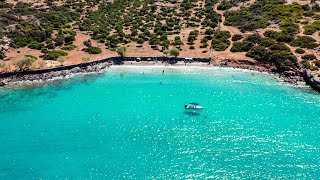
[[279, 18, 299, 34], [44, 50, 68, 60], [172, 36, 183, 46], [245, 33, 261, 44], [303, 21, 320, 35], [301, 54, 317, 60], [55, 35, 65, 47], [83, 46, 102, 54], [257, 38, 277, 47], [300, 20, 309, 25], [187, 30, 199, 44], [8, 26, 35, 42], [246, 44, 297, 72], [217, 0, 232, 10], [204, 28, 214, 35], [27, 42, 45, 50], [83, 40, 92, 47], [44, 53, 60, 60], [13, 2, 35, 15], [53, 50, 68, 56], [264, 30, 294, 43], [310, 66, 319, 71], [303, 10, 314, 17], [25, 55, 37, 60], [0, 52, 5, 60], [61, 45, 77, 51], [164, 32, 174, 35], [46, 42, 55, 49], [189, 45, 195, 49], [136, 38, 145, 44], [246, 46, 269, 62], [232, 34, 243, 41], [64, 35, 75, 44], [295, 48, 305, 54], [269, 43, 290, 51], [211, 39, 230, 51], [224, 1, 303, 32], [0, 2, 14, 8], [211, 30, 231, 51], [302, 60, 311, 69], [230, 41, 254, 52], [269, 50, 298, 71], [290, 36, 318, 49], [314, 60, 320, 68]]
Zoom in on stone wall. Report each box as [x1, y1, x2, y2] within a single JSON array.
[[0, 57, 210, 86]]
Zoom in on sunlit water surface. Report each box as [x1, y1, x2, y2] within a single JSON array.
[[0, 66, 319, 179]]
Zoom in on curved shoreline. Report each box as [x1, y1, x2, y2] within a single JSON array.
[[0, 56, 316, 92]]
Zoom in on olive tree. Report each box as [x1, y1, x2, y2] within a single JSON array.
[[170, 48, 180, 58], [57, 56, 65, 66], [163, 49, 170, 57], [116, 46, 126, 57], [16, 56, 36, 70]]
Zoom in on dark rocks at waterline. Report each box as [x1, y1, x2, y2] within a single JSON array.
[[0, 57, 210, 87], [302, 69, 320, 92], [0, 62, 111, 87], [228, 65, 304, 85]]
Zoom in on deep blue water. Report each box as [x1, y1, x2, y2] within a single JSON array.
[[0, 66, 319, 179]]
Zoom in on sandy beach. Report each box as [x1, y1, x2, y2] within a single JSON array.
[[0, 58, 307, 91]]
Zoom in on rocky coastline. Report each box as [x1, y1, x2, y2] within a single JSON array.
[[0, 59, 112, 87], [302, 69, 320, 93], [221, 59, 305, 87], [0, 57, 316, 92]]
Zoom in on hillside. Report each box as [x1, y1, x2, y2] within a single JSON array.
[[0, 0, 319, 76]]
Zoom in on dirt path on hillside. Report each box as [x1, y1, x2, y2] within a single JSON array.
[[213, 1, 241, 52], [195, 1, 253, 62], [285, 0, 310, 5], [213, 2, 242, 35], [229, 0, 257, 11]]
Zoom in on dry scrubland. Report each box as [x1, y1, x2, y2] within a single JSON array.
[[0, 0, 319, 77]]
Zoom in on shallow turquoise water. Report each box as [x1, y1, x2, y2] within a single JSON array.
[[0, 66, 319, 179]]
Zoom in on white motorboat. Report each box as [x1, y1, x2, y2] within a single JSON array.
[[184, 102, 204, 110]]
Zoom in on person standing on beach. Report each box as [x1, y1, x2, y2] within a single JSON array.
[[162, 70, 164, 75]]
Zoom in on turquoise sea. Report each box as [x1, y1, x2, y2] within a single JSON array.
[[0, 66, 319, 179]]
